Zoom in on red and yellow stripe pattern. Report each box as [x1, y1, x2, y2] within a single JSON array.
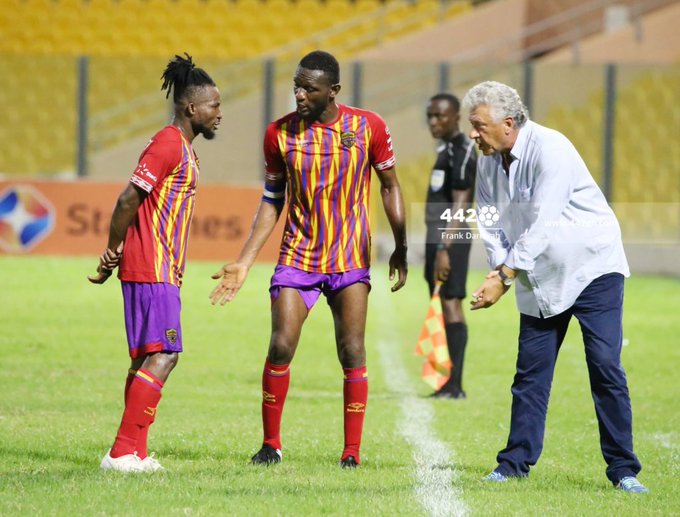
[[148, 133, 198, 286], [275, 106, 379, 273]]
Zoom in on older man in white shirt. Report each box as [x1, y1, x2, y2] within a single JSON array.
[[463, 81, 647, 493]]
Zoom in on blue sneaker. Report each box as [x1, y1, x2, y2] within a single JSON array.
[[483, 470, 508, 482], [617, 476, 649, 493]]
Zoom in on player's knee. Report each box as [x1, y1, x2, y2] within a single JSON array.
[[268, 334, 296, 363], [337, 338, 365, 368], [268, 347, 293, 364], [150, 351, 179, 373], [338, 353, 366, 369]]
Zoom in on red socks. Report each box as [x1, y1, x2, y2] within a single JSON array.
[[261, 359, 290, 451], [259, 360, 367, 463], [110, 368, 163, 459], [342, 366, 368, 464], [124, 368, 136, 402]]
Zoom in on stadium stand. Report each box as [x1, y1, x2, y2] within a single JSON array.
[[0, 0, 472, 175], [1, 0, 469, 59], [543, 67, 680, 207]]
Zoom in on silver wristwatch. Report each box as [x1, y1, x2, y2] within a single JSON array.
[[498, 269, 514, 286]]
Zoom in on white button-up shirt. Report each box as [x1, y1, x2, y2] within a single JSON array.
[[476, 120, 629, 317]]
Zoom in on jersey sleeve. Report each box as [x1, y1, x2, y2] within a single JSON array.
[[451, 140, 477, 191], [130, 137, 182, 193], [262, 122, 287, 206], [263, 121, 287, 183], [366, 111, 396, 171]]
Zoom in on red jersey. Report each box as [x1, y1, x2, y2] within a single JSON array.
[[263, 104, 396, 273], [119, 125, 199, 287]]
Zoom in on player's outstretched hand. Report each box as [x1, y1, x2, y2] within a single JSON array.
[[388, 246, 408, 292], [210, 262, 249, 305]]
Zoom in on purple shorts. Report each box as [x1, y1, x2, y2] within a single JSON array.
[[122, 282, 182, 358], [269, 265, 371, 310]]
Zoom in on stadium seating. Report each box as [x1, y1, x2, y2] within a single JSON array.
[[0, 55, 77, 174], [1, 0, 463, 60], [1, 0, 471, 174], [543, 68, 680, 240]]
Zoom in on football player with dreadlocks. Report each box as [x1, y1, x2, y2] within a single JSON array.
[[88, 53, 221, 472]]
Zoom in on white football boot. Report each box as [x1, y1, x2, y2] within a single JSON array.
[[100, 449, 145, 473], [140, 453, 164, 472]]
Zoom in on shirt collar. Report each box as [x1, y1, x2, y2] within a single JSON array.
[[509, 119, 533, 162]]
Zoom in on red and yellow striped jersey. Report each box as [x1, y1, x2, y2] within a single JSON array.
[[119, 125, 199, 287], [264, 104, 396, 273]]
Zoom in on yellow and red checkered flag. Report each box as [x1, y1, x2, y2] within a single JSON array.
[[414, 284, 451, 389]]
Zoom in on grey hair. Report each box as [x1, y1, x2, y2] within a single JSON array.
[[462, 81, 529, 127]]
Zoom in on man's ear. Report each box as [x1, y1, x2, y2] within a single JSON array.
[[330, 83, 341, 100], [185, 101, 196, 117]]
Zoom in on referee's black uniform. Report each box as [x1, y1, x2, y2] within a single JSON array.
[[424, 132, 477, 300]]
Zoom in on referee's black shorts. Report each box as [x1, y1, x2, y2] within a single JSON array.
[[424, 240, 471, 300]]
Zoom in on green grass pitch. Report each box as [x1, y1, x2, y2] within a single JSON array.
[[1, 255, 678, 516]]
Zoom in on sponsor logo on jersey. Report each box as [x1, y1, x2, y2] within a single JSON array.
[[136, 162, 157, 182]]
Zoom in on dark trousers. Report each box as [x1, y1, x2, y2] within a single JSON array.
[[496, 273, 642, 484]]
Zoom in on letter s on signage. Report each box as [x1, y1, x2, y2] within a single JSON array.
[[66, 203, 89, 235]]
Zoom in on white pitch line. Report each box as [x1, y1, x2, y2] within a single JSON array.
[[373, 283, 468, 517]]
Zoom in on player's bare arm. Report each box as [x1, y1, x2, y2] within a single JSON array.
[[88, 184, 145, 284], [210, 199, 284, 305], [376, 167, 408, 292]]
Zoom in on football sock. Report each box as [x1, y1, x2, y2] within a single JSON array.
[[261, 359, 290, 451], [124, 368, 136, 403], [110, 368, 163, 459], [444, 322, 467, 392], [342, 366, 368, 463]]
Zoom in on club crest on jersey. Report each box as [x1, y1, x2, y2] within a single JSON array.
[[341, 131, 355, 149], [165, 329, 178, 344]]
